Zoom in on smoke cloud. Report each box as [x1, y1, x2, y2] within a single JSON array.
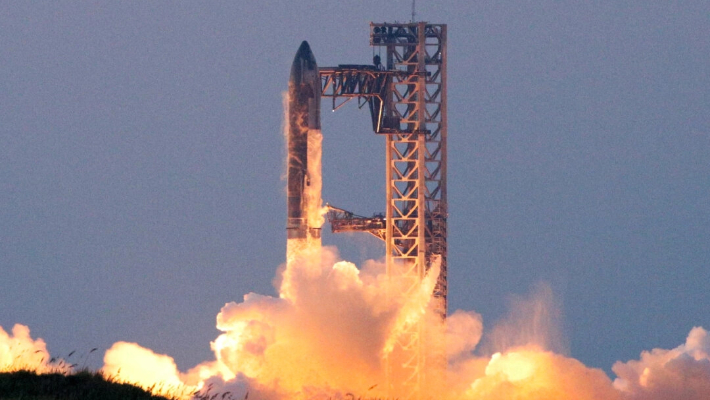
[[198, 245, 400, 398], [103, 342, 184, 390], [0, 324, 53, 373], [613, 326, 710, 400], [2, 258, 710, 400]]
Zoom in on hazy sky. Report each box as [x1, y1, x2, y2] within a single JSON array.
[[1, 1, 708, 376]]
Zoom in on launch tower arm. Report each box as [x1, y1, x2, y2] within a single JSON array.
[[319, 66, 409, 133], [325, 204, 386, 241]]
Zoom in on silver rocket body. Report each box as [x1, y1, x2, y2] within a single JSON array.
[[287, 41, 321, 240]]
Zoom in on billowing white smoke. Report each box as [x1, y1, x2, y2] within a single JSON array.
[[200, 245, 440, 399], [613, 326, 710, 400], [3, 276, 710, 400], [103, 342, 184, 390], [0, 324, 55, 373]]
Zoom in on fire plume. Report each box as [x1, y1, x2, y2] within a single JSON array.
[[3, 262, 710, 400]]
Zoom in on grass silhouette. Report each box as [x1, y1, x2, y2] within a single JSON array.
[[0, 348, 191, 400], [0, 368, 181, 400]]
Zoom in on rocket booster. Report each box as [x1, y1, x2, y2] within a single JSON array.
[[287, 41, 321, 240]]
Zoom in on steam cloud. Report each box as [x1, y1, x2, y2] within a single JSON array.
[[3, 253, 710, 400], [0, 324, 54, 373]]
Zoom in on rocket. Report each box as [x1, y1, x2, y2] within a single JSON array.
[[287, 41, 321, 240]]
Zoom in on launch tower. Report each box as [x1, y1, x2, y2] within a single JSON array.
[[320, 22, 447, 399]]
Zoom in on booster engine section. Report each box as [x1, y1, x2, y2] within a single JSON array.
[[287, 41, 321, 241]]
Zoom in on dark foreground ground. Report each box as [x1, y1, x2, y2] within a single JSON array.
[[0, 369, 179, 400]]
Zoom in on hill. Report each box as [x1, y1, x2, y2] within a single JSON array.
[[0, 369, 181, 400]]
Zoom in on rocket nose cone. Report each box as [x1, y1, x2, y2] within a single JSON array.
[[296, 41, 314, 62], [290, 41, 317, 83]]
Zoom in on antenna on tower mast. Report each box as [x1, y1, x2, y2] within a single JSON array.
[[411, 0, 416, 22]]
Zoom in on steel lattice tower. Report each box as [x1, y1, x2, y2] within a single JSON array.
[[320, 21, 447, 400]]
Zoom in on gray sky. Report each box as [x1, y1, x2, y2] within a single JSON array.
[[1, 0, 708, 376]]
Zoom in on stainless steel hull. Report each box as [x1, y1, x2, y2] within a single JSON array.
[[287, 41, 321, 240]]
